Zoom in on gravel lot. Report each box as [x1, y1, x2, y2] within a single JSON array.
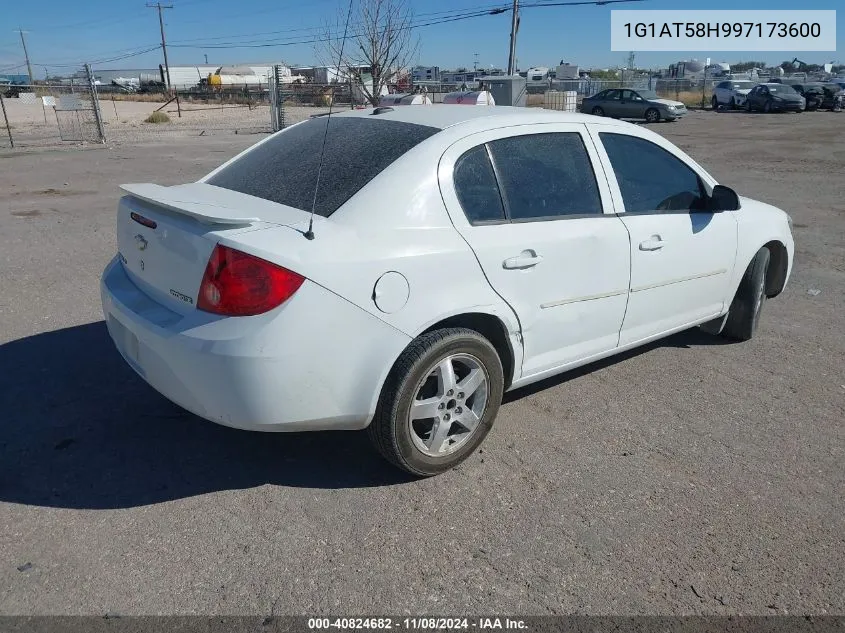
[[0, 110, 843, 616], [1, 97, 328, 147]]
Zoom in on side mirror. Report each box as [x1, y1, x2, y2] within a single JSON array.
[[710, 184, 740, 211]]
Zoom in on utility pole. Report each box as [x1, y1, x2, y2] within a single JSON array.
[[16, 28, 34, 86], [147, 2, 180, 117], [507, 0, 519, 75], [147, 3, 173, 90]]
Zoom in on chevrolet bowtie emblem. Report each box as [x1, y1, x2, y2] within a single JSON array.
[[135, 234, 148, 251]]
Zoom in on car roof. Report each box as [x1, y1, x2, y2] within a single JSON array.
[[327, 105, 602, 131]]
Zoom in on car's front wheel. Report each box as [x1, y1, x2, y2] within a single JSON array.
[[711, 95, 719, 110], [591, 106, 605, 116], [721, 247, 771, 341], [645, 108, 660, 123], [368, 328, 504, 476]]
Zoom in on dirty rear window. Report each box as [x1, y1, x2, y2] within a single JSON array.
[[206, 117, 439, 217]]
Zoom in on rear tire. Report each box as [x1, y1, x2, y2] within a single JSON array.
[[721, 247, 771, 342], [368, 328, 504, 477]]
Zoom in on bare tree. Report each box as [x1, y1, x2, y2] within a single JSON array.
[[318, 0, 419, 106]]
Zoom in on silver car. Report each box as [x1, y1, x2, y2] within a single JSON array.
[[580, 88, 687, 122]]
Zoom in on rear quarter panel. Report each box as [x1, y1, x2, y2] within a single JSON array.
[[212, 136, 524, 399]]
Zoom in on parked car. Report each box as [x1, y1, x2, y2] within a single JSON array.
[[745, 83, 806, 113], [790, 83, 843, 111], [580, 88, 687, 122], [101, 106, 794, 476], [711, 79, 757, 109]]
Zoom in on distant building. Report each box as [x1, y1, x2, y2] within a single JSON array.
[[556, 62, 580, 80], [412, 66, 440, 83]]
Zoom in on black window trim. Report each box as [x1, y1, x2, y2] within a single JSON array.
[[463, 131, 608, 226], [483, 143, 511, 224], [598, 131, 711, 216]]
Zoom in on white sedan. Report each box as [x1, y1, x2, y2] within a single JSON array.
[[712, 79, 757, 109], [101, 106, 794, 476]]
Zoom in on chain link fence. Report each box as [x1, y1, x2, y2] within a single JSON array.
[[0, 64, 105, 149], [0, 67, 735, 150]]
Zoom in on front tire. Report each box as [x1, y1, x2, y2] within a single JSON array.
[[591, 106, 605, 117], [645, 108, 660, 123], [711, 95, 719, 110], [368, 328, 504, 476], [763, 100, 772, 113], [721, 247, 771, 341]]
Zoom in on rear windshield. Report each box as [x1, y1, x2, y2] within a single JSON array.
[[206, 116, 439, 217]]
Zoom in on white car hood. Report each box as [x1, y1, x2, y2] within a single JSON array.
[[651, 98, 685, 107], [736, 89, 752, 95]]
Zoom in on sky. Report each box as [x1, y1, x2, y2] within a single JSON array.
[[0, 0, 841, 78]]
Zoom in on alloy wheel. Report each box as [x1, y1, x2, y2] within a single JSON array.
[[407, 353, 489, 457]]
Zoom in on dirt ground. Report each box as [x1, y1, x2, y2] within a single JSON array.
[[0, 97, 330, 147], [0, 110, 843, 617]]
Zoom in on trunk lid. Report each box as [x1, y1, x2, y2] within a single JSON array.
[[116, 183, 312, 315]]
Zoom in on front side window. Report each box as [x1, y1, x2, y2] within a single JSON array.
[[487, 133, 603, 221], [599, 133, 706, 213]]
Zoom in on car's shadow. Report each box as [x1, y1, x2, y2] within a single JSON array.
[[0, 321, 736, 510]]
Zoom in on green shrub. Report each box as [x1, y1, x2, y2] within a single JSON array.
[[144, 111, 170, 123]]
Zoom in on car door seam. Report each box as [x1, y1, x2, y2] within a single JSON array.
[[584, 124, 633, 348]]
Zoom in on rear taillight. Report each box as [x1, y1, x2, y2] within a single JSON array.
[[197, 244, 305, 316]]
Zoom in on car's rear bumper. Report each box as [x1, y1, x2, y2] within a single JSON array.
[[100, 256, 410, 432]]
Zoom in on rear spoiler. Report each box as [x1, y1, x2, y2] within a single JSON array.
[[120, 183, 260, 226]]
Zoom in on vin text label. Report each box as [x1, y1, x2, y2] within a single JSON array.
[[611, 10, 836, 51]]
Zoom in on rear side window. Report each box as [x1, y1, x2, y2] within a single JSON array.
[[487, 133, 603, 221], [453, 146, 506, 223], [206, 117, 439, 217], [599, 133, 705, 212]]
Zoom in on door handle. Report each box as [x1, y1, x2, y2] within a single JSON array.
[[503, 251, 543, 269], [639, 236, 666, 251]]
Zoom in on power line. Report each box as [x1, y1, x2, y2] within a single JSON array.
[[167, 7, 508, 49], [37, 45, 162, 68], [167, 3, 511, 44], [165, 0, 644, 50], [22, 0, 648, 70], [0, 62, 27, 73]]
